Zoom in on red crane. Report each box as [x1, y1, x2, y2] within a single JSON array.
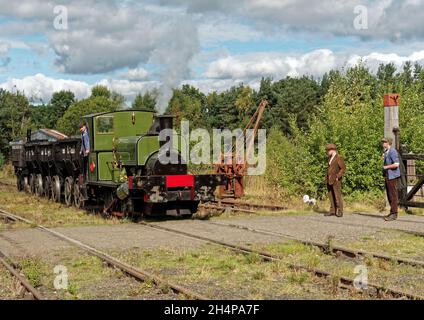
[[215, 100, 268, 198]]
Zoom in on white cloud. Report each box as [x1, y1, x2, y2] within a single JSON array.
[[0, 74, 91, 102], [205, 48, 424, 81], [204, 49, 339, 80], [120, 67, 150, 81], [347, 50, 424, 72], [0, 74, 160, 104]]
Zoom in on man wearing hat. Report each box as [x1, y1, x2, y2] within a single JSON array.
[[381, 137, 401, 221], [325, 144, 346, 217]]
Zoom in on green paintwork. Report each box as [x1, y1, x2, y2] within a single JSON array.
[[98, 152, 120, 181], [137, 136, 161, 166], [116, 136, 139, 166], [93, 111, 154, 151], [82, 110, 155, 182]]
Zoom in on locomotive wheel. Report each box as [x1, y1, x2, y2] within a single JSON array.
[[64, 177, 74, 207], [51, 176, 61, 203], [35, 174, 44, 197], [29, 174, 36, 194], [44, 176, 52, 198], [73, 179, 85, 209]]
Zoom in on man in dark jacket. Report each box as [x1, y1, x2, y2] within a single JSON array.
[[325, 144, 346, 217], [79, 121, 90, 183], [381, 137, 401, 221]]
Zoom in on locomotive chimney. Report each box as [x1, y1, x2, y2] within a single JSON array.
[[157, 115, 174, 149], [158, 115, 173, 131]]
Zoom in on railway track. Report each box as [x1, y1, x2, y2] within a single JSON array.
[[0, 209, 207, 300], [204, 199, 287, 213], [138, 220, 424, 300], [0, 249, 44, 300], [206, 221, 424, 268]]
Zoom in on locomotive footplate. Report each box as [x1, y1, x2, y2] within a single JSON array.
[[128, 174, 226, 203]]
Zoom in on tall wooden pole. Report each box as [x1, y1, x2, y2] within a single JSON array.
[[383, 94, 400, 147]]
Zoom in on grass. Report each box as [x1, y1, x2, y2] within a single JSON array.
[[0, 164, 15, 184], [0, 265, 21, 299], [0, 183, 127, 228], [11, 248, 184, 300], [253, 240, 424, 296], [20, 257, 47, 288], [112, 245, 372, 300], [343, 230, 424, 261]]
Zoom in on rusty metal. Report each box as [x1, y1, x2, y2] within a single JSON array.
[[199, 203, 257, 214], [139, 221, 424, 300], [215, 100, 268, 198], [0, 209, 208, 300], [0, 250, 44, 300], [217, 199, 287, 211]]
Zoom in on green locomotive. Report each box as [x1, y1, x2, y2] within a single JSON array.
[[11, 110, 225, 217]]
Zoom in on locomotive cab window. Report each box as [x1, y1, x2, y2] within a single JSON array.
[[96, 116, 114, 134]]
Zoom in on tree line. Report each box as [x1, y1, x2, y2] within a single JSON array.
[[1, 62, 423, 198]]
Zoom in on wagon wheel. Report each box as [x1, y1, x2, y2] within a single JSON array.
[[73, 178, 85, 209], [44, 176, 52, 198], [23, 176, 30, 193], [29, 174, 36, 194], [35, 174, 44, 197], [51, 176, 61, 203], [64, 177, 74, 206], [16, 174, 24, 192]]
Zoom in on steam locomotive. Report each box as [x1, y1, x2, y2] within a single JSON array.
[[10, 110, 226, 217]]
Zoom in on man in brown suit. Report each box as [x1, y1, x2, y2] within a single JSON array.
[[325, 144, 346, 217]]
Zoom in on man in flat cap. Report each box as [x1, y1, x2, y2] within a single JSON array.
[[381, 137, 401, 221], [325, 144, 346, 217]]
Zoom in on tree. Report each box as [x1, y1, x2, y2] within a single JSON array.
[[256, 76, 322, 134], [0, 89, 31, 156], [166, 85, 206, 130], [31, 90, 75, 129], [51, 90, 75, 119], [91, 85, 111, 98], [132, 91, 157, 112], [57, 93, 120, 136]]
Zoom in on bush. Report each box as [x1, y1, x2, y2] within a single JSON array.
[[265, 65, 387, 199]]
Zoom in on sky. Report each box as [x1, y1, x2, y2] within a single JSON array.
[[1, 0, 424, 112]]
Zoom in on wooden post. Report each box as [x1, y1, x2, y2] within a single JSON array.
[[383, 94, 400, 146]]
